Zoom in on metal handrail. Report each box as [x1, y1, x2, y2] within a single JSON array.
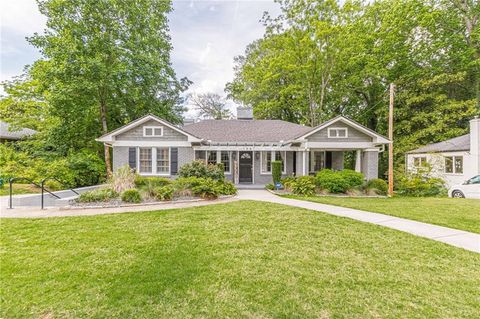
[[40, 177, 79, 210], [8, 177, 79, 209]]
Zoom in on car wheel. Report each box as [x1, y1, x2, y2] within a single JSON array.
[[452, 190, 465, 198]]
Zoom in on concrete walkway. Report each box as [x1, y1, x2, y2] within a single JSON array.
[[1, 189, 478, 253], [237, 190, 480, 253]]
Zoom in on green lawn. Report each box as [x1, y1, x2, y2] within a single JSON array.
[[283, 195, 480, 234], [0, 183, 41, 196], [1, 201, 479, 318]]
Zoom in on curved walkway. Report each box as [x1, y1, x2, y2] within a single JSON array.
[[1, 190, 478, 253]]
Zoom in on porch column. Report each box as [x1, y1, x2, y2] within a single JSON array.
[[299, 151, 308, 176], [361, 148, 379, 180], [355, 150, 362, 172]]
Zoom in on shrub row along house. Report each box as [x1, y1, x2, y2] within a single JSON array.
[[97, 108, 390, 186], [406, 117, 480, 188]]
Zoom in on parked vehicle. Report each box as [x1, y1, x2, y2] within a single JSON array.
[[448, 175, 480, 199]]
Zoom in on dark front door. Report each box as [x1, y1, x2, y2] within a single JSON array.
[[325, 151, 333, 169], [239, 151, 253, 183]]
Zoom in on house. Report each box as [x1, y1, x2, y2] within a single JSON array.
[[96, 108, 390, 185], [406, 117, 480, 188], [0, 121, 36, 143]]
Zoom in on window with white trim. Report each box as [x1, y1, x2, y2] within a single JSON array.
[[220, 151, 231, 173], [139, 148, 152, 173], [445, 156, 463, 174], [194, 150, 231, 174], [413, 156, 427, 168], [156, 148, 170, 174], [261, 151, 286, 174], [143, 126, 163, 137], [328, 127, 348, 138]]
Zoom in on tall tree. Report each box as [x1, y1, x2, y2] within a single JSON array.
[[28, 0, 189, 175], [188, 93, 232, 120]]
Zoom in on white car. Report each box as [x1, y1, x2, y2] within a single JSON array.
[[448, 175, 480, 199]]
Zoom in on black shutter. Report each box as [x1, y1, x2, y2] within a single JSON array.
[[128, 147, 137, 169], [171, 148, 178, 175]]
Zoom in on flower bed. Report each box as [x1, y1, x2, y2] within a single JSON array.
[[73, 162, 237, 207]]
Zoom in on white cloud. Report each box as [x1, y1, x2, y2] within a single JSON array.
[[0, 0, 280, 116]]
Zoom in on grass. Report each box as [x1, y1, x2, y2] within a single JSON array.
[[1, 201, 480, 318], [284, 195, 480, 234], [0, 183, 41, 196]]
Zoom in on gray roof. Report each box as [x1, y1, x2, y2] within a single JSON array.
[[0, 121, 36, 140], [182, 119, 312, 143], [407, 134, 470, 154]]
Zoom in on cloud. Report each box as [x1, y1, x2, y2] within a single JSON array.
[[0, 0, 280, 116]]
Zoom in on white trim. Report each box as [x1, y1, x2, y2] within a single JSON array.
[[237, 150, 254, 184], [260, 151, 286, 175], [305, 142, 381, 149], [193, 145, 300, 151], [194, 150, 232, 175], [327, 127, 348, 138], [136, 146, 171, 176], [297, 116, 390, 144], [143, 126, 163, 137], [112, 141, 192, 147], [444, 155, 463, 175], [96, 114, 202, 142]]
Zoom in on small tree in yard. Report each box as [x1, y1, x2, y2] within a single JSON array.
[[271, 161, 282, 187]]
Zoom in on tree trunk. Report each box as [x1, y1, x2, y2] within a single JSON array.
[[100, 101, 112, 177]]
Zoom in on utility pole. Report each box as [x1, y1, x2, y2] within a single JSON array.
[[388, 83, 395, 197]]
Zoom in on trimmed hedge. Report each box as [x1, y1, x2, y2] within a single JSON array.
[[365, 178, 388, 195], [178, 160, 224, 181], [77, 188, 118, 203], [316, 169, 364, 193], [271, 160, 282, 185]]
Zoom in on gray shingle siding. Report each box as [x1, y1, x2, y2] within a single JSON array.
[[332, 151, 344, 170], [116, 119, 188, 141], [306, 123, 373, 142], [113, 146, 129, 171]]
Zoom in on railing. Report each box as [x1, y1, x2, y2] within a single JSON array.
[[8, 177, 79, 210]]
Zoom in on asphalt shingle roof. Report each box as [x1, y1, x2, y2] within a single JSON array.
[[407, 134, 470, 154], [0, 121, 36, 140], [182, 120, 313, 143]]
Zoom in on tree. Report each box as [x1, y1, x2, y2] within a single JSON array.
[[188, 93, 232, 119], [27, 0, 190, 175]]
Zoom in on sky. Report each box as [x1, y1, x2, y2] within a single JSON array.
[[0, 0, 280, 116]]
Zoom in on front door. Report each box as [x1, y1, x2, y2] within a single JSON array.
[[239, 151, 253, 183]]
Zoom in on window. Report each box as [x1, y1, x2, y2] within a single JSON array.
[[261, 151, 286, 174], [195, 150, 206, 162], [413, 157, 427, 167], [445, 156, 463, 174], [220, 151, 231, 173], [261, 151, 272, 173], [310, 151, 325, 172], [156, 148, 169, 174], [139, 148, 152, 173], [143, 126, 163, 137], [207, 151, 217, 165], [328, 127, 348, 138]]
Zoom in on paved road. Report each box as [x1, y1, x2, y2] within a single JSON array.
[[2, 189, 478, 253]]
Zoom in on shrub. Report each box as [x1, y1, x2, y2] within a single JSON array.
[[365, 178, 388, 195], [315, 169, 348, 193], [281, 176, 296, 192], [265, 183, 275, 190], [66, 151, 106, 187], [178, 160, 224, 181], [291, 176, 316, 196], [154, 185, 174, 201], [396, 173, 447, 197], [219, 180, 237, 195], [77, 188, 118, 203], [271, 160, 282, 185], [134, 176, 172, 188], [111, 165, 136, 193], [121, 189, 142, 203], [191, 178, 221, 199], [338, 170, 364, 189]]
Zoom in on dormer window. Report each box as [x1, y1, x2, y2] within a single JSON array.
[[143, 126, 163, 137], [328, 127, 348, 138]]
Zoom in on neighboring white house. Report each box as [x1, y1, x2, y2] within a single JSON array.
[[406, 117, 480, 188]]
